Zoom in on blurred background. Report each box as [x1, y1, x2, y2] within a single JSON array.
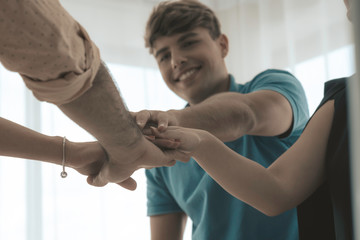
[[0, 0, 355, 239]]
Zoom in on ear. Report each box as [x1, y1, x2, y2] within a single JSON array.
[[218, 34, 229, 58]]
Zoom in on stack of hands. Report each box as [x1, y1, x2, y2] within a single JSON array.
[[134, 110, 204, 156], [70, 110, 203, 190]]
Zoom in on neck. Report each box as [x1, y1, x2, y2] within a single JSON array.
[[188, 74, 230, 106]]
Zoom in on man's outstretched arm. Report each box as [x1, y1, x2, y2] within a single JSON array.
[[0, 0, 187, 189], [59, 63, 186, 188]]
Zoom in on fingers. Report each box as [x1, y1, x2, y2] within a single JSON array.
[[144, 135, 156, 141], [150, 126, 183, 140], [116, 177, 137, 191], [151, 138, 180, 149], [157, 116, 169, 132], [150, 126, 160, 136], [88, 174, 138, 191], [164, 150, 191, 163], [133, 110, 171, 132], [87, 170, 108, 187], [87, 164, 138, 190], [87, 163, 115, 187], [150, 126, 186, 150], [135, 110, 152, 129]]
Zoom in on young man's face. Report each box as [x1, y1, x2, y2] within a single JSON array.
[[152, 27, 229, 105]]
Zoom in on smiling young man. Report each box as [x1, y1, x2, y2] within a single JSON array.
[[153, 27, 229, 105], [137, 0, 309, 239]]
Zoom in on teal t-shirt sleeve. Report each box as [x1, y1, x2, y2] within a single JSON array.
[[246, 70, 309, 136], [146, 169, 183, 216]]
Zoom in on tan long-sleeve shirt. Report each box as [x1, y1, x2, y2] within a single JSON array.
[[0, 0, 100, 105]]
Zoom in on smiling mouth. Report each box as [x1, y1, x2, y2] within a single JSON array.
[[176, 66, 201, 82]]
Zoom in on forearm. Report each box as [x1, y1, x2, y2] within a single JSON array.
[[173, 93, 254, 142], [58, 62, 142, 151], [150, 213, 187, 240], [190, 101, 332, 216], [192, 131, 291, 216], [58, 63, 183, 187], [0, 117, 63, 164]]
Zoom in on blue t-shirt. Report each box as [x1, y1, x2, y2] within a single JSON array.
[[146, 69, 309, 240]]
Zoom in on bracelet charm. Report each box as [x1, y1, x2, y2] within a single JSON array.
[[61, 136, 68, 178]]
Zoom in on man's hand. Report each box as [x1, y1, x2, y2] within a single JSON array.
[[65, 141, 139, 190], [66, 141, 107, 177], [86, 136, 190, 189], [132, 110, 180, 133]]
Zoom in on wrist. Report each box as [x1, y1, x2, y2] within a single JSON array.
[[65, 140, 107, 169], [41, 136, 63, 164], [192, 130, 214, 159], [62, 138, 76, 168], [101, 125, 142, 150], [63, 139, 92, 168], [104, 135, 148, 166]]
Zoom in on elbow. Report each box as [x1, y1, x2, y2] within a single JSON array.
[[262, 207, 287, 217], [230, 192, 290, 216], [256, 201, 294, 217], [232, 107, 256, 139], [232, 193, 289, 216], [240, 198, 291, 217]]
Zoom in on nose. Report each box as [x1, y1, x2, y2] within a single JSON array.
[[171, 53, 187, 70]]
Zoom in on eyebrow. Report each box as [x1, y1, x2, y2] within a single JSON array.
[[154, 32, 199, 58], [177, 32, 198, 44], [155, 47, 168, 58]]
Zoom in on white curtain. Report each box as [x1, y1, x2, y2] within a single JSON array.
[[219, 0, 353, 78], [217, 0, 354, 112], [0, 0, 355, 239]]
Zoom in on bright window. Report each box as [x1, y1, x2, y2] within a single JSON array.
[[39, 63, 186, 240], [295, 45, 355, 114]]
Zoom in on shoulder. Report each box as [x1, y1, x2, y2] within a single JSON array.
[[252, 69, 298, 83], [229, 69, 300, 93], [241, 69, 303, 92], [238, 69, 307, 104], [241, 70, 309, 133], [253, 69, 296, 79]]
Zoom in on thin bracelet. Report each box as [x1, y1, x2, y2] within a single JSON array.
[[60, 136, 68, 178]]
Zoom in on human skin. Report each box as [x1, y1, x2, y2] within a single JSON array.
[[150, 99, 335, 216], [134, 28, 293, 142], [0, 117, 106, 179], [137, 27, 294, 239], [59, 63, 189, 189]]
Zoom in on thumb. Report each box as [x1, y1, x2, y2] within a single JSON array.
[[157, 118, 169, 132], [136, 110, 152, 129], [117, 177, 137, 190], [87, 169, 108, 187]]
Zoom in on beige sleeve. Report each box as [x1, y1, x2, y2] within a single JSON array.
[[0, 0, 100, 105]]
